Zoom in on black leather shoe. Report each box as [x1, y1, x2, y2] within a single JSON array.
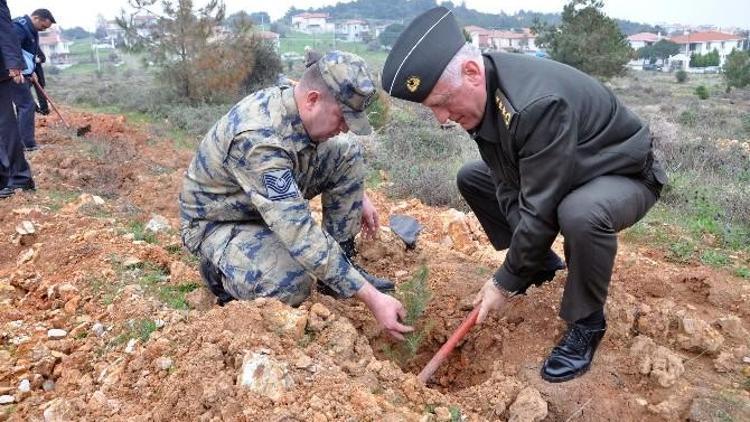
[[199, 258, 235, 306], [541, 322, 606, 383], [0, 181, 35, 199]]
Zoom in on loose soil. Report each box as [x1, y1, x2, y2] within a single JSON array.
[[1, 109, 749, 421]]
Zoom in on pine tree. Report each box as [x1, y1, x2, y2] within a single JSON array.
[[532, 0, 632, 79]]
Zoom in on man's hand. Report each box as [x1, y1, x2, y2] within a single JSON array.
[[9, 69, 24, 84], [472, 279, 512, 324], [356, 283, 413, 340], [360, 193, 379, 239]]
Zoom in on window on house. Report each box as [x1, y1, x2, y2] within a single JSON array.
[[721, 41, 725, 49], [706, 42, 711, 49]]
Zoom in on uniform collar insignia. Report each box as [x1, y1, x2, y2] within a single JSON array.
[[494, 88, 515, 129]]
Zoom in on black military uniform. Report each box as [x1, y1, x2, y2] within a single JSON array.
[[382, 6, 667, 383]]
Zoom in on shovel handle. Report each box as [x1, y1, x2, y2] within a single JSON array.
[[417, 306, 480, 384], [31, 78, 70, 129]]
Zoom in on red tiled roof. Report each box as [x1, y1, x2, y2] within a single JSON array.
[[628, 32, 659, 42], [294, 12, 328, 19], [669, 31, 742, 44], [464, 25, 488, 34]]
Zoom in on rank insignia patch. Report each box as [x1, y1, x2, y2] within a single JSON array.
[[263, 169, 299, 200], [406, 76, 421, 93]]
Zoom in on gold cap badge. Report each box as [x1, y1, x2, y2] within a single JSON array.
[[406, 76, 421, 93]]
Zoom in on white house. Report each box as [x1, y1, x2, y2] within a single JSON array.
[[38, 27, 71, 65], [291, 12, 334, 33], [337, 19, 369, 42], [667, 31, 745, 69], [464, 26, 537, 53], [627, 32, 660, 50]]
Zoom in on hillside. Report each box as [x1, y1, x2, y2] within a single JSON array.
[[0, 105, 748, 421]]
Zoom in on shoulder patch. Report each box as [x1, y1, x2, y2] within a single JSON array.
[[263, 169, 299, 201], [494, 88, 516, 129]]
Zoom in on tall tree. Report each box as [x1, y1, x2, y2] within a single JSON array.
[[637, 39, 679, 65], [532, 0, 632, 79], [119, 0, 280, 103], [723, 50, 750, 91]]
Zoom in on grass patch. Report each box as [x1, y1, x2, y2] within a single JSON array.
[[126, 220, 157, 244], [700, 250, 729, 267], [112, 318, 158, 347], [134, 263, 199, 309], [45, 189, 80, 211], [668, 240, 697, 263], [449, 406, 462, 422], [735, 267, 750, 279]]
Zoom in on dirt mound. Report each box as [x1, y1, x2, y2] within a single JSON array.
[[2, 108, 750, 421]]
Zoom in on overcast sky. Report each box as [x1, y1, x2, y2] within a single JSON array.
[[8, 0, 749, 32]]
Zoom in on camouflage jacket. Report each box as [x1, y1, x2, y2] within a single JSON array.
[[179, 86, 366, 297]]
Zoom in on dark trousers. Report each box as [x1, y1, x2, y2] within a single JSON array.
[[11, 80, 36, 149], [0, 79, 33, 188], [457, 160, 657, 322]]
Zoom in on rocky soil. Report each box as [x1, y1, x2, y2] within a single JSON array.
[[1, 109, 749, 421]]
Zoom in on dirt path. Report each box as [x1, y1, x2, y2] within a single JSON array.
[[1, 110, 748, 421]]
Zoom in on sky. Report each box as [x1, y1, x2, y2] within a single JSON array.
[[7, 0, 749, 32]]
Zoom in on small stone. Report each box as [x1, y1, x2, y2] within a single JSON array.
[[154, 319, 165, 329], [394, 270, 408, 278], [238, 351, 294, 401], [0, 395, 15, 404], [743, 356, 750, 364], [508, 387, 548, 422], [92, 195, 105, 205], [47, 329, 67, 339], [91, 323, 105, 337], [636, 397, 648, 406], [145, 215, 170, 233], [42, 379, 55, 392], [18, 248, 36, 265], [18, 379, 30, 393], [125, 339, 138, 354], [434, 406, 452, 421], [185, 287, 214, 311], [122, 257, 142, 268], [295, 354, 313, 369], [16, 221, 35, 235], [155, 357, 173, 371]]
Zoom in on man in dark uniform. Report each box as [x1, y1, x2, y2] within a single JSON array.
[[382, 7, 667, 382], [0, 0, 33, 199], [33, 49, 50, 116], [12, 8, 55, 153]]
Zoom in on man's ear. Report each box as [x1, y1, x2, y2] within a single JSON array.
[[304, 90, 321, 111], [462, 60, 484, 87]]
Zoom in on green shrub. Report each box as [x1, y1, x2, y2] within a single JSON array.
[[675, 70, 687, 83], [372, 105, 479, 209], [677, 110, 696, 126], [694, 85, 709, 100]]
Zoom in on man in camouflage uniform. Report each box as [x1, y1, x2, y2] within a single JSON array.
[[180, 51, 413, 340]]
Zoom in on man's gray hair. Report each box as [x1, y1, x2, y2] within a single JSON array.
[[438, 43, 483, 88]]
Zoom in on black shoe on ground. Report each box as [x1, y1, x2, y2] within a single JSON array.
[[25, 145, 39, 152], [199, 258, 235, 306], [541, 322, 606, 383], [0, 181, 35, 199], [317, 238, 396, 297]]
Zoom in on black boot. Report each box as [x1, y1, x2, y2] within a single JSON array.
[[199, 258, 235, 306], [318, 238, 395, 297], [541, 321, 606, 383]]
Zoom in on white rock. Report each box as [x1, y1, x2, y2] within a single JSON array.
[[91, 323, 105, 337], [155, 357, 173, 371], [238, 351, 294, 401], [122, 257, 142, 268], [18, 379, 30, 393], [17, 248, 36, 265], [145, 215, 170, 233], [47, 329, 67, 339], [42, 379, 55, 392], [743, 356, 750, 364], [92, 195, 105, 205], [16, 221, 35, 235], [0, 395, 15, 404], [508, 387, 548, 422], [154, 319, 165, 329], [124, 339, 138, 354]]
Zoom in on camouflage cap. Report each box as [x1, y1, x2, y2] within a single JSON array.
[[317, 51, 377, 135]]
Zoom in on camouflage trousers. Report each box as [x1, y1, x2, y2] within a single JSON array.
[[198, 137, 365, 306]]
